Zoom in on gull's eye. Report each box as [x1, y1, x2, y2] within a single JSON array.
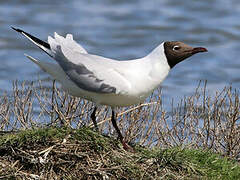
[[173, 45, 180, 51]]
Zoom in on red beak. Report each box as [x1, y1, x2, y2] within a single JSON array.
[[192, 47, 208, 54]]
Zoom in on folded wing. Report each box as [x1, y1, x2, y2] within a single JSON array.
[[49, 41, 131, 94], [13, 27, 131, 94]]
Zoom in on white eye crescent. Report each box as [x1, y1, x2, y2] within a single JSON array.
[[173, 45, 180, 51]]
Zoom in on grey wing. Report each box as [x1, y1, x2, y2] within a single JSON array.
[[62, 60, 117, 93], [12, 28, 127, 94], [52, 46, 131, 94], [48, 33, 131, 94]]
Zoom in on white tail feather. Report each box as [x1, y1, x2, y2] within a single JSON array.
[[24, 54, 68, 82], [48, 33, 87, 58]]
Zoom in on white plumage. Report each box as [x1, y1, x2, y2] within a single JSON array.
[[24, 32, 170, 107]]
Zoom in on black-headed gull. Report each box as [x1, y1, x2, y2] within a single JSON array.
[[12, 27, 207, 150]]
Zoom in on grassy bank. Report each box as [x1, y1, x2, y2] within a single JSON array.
[[0, 127, 240, 179]]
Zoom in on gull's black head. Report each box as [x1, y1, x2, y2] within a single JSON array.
[[164, 41, 207, 68]]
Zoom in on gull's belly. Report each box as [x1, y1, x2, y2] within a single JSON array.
[[92, 93, 150, 107], [62, 81, 151, 107]]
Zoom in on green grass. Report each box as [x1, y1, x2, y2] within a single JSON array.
[[185, 149, 240, 179], [0, 127, 240, 179], [0, 127, 69, 146]]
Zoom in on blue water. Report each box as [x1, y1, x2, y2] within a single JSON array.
[[0, 0, 240, 107]]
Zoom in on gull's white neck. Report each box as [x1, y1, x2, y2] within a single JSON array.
[[145, 43, 170, 85], [124, 43, 170, 99]]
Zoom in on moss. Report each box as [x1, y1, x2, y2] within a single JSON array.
[[0, 127, 69, 147], [0, 127, 240, 179]]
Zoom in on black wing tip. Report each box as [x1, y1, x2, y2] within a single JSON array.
[[11, 26, 51, 50], [11, 26, 23, 33]]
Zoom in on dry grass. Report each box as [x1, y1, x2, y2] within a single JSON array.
[[0, 127, 239, 179], [0, 79, 239, 160]]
